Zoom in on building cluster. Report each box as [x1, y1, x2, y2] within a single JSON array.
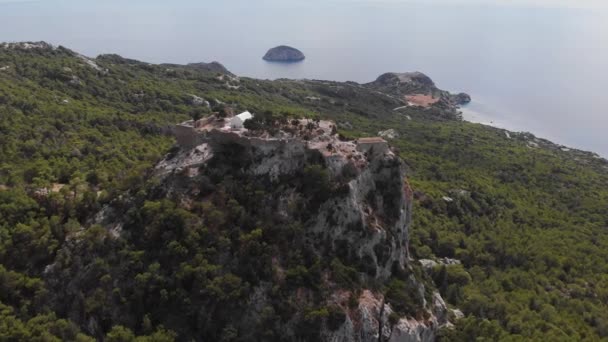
[[173, 109, 388, 157]]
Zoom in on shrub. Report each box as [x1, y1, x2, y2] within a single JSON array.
[[385, 279, 423, 317], [331, 258, 360, 289]]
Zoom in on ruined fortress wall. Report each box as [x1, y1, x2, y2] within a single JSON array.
[[356, 142, 388, 156], [174, 124, 204, 148]]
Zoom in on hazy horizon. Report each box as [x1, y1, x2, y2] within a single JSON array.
[[1, 0, 607, 156], [1, 0, 607, 8]]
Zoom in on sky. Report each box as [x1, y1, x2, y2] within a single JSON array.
[[0, 0, 606, 7], [338, 0, 608, 8]]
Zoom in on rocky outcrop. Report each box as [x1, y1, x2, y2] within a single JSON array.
[[365, 72, 471, 118], [379, 128, 400, 139], [187, 94, 210, 107], [450, 92, 471, 105], [263, 45, 305, 62], [155, 118, 451, 340], [186, 61, 232, 74], [165, 120, 413, 277], [56, 116, 451, 341], [0, 41, 55, 50], [419, 258, 462, 271], [374, 72, 436, 90], [321, 289, 449, 342]]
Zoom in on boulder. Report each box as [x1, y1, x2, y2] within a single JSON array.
[[188, 94, 209, 107], [378, 128, 400, 139]]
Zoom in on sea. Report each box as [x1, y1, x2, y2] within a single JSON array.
[[1, 0, 607, 156]]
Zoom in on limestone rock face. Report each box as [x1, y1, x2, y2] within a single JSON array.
[[312, 152, 411, 280], [80, 118, 452, 341], [263, 45, 305, 62], [163, 120, 412, 279], [320, 289, 449, 342], [389, 318, 436, 342], [163, 121, 452, 340]]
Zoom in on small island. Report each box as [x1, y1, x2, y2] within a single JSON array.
[[263, 45, 305, 62]]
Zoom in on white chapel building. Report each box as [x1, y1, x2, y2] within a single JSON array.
[[230, 111, 253, 129]]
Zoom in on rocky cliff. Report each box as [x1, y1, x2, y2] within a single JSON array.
[[43, 116, 450, 341], [161, 118, 412, 282]]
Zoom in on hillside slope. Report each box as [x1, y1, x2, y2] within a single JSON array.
[[47, 116, 449, 341], [1, 42, 608, 341]]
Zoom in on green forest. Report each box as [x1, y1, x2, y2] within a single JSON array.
[[1, 44, 608, 341]]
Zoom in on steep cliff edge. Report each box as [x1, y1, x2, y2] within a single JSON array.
[[159, 116, 451, 341], [44, 115, 450, 341], [161, 118, 410, 282]]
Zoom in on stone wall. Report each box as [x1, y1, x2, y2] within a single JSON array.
[[357, 141, 389, 156], [173, 124, 204, 148]]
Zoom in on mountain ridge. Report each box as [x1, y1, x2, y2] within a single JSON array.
[[1, 42, 608, 341]]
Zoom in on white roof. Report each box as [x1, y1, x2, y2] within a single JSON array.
[[236, 111, 253, 121]]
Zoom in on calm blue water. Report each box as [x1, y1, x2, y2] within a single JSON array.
[[1, 0, 607, 156]]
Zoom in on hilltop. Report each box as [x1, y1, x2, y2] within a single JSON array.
[[82, 112, 448, 340], [366, 72, 471, 118], [0, 42, 608, 341]]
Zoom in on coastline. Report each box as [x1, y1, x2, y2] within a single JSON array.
[[460, 100, 513, 131], [460, 100, 607, 160]]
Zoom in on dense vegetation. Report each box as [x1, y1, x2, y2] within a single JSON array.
[[1, 44, 608, 341]]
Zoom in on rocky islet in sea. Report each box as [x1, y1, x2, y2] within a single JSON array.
[[263, 45, 305, 62]]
